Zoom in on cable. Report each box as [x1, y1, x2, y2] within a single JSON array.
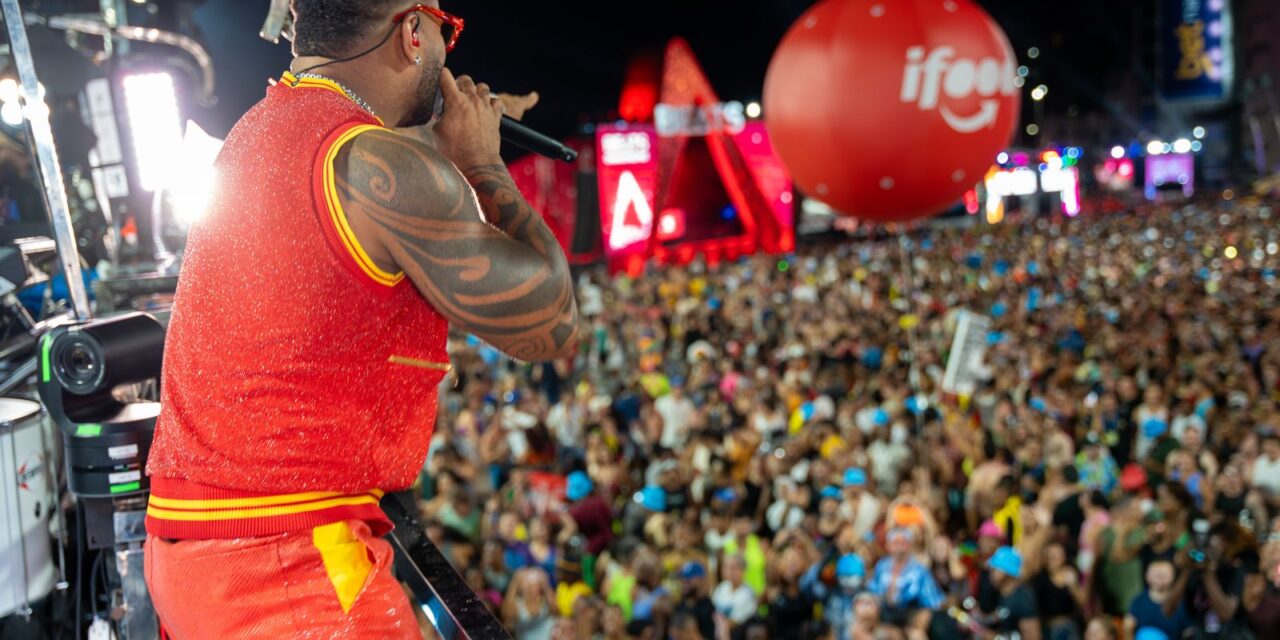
[[74, 501, 83, 640], [89, 551, 101, 619], [98, 548, 110, 608], [293, 22, 399, 78]]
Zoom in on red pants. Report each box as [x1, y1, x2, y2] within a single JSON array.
[[145, 520, 420, 639]]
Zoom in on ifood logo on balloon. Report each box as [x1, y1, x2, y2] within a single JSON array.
[[900, 46, 1016, 133]]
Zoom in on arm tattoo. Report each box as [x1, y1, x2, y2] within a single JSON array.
[[335, 130, 579, 361]]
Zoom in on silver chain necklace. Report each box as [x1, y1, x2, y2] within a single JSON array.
[[294, 72, 377, 118]]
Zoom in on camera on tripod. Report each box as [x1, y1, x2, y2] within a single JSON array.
[[37, 312, 164, 541]]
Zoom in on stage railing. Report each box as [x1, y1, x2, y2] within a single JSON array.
[[382, 492, 513, 640]]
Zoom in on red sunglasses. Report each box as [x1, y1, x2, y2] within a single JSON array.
[[392, 4, 465, 53]]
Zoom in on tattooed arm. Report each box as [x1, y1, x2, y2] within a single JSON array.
[[338, 69, 576, 361], [335, 128, 579, 361]]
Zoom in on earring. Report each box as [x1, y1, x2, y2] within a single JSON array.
[[414, 56, 422, 66]]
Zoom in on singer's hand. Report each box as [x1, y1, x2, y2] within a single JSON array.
[[496, 91, 539, 121], [433, 67, 504, 170]]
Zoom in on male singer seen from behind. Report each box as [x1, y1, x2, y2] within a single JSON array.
[[142, 2, 579, 637]]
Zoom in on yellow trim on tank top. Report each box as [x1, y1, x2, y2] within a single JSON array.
[[322, 125, 406, 287], [280, 71, 386, 127]]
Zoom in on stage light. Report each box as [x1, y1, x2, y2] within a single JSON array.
[[0, 78, 17, 104], [1190, 140, 1202, 152], [122, 72, 183, 191], [745, 101, 761, 119], [996, 152, 1009, 164], [1162, 143, 1172, 154], [1111, 146, 1125, 159], [1146, 140, 1164, 155], [0, 102, 21, 127], [168, 121, 224, 225], [1173, 138, 1191, 153], [1224, 246, 1237, 259], [1016, 65, 1029, 77], [1028, 47, 1040, 59], [1030, 85, 1047, 101], [1013, 77, 1025, 88], [1025, 123, 1039, 135], [1192, 126, 1205, 139]]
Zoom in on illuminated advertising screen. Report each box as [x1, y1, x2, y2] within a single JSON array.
[[596, 125, 659, 257], [1145, 152, 1195, 199], [1159, 0, 1233, 103]]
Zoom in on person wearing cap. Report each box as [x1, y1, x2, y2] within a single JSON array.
[[817, 485, 845, 541], [987, 546, 1040, 640], [562, 470, 614, 557], [866, 528, 944, 630], [838, 467, 883, 541], [673, 561, 716, 640], [800, 552, 865, 640]]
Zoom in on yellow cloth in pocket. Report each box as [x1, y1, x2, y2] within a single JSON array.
[[313, 521, 375, 614]]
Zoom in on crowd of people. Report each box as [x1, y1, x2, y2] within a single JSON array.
[[415, 196, 1280, 640]]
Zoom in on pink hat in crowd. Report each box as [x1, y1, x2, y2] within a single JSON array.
[[977, 519, 1004, 540]]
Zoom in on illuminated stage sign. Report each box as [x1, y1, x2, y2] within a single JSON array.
[[1159, 0, 1233, 102], [1146, 152, 1195, 200], [596, 125, 659, 256], [653, 101, 745, 137]]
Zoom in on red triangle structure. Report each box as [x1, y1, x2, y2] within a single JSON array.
[[648, 38, 792, 259]]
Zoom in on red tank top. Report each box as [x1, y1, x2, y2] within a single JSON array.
[[145, 73, 450, 539]]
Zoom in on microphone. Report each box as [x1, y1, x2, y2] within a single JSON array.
[[500, 116, 578, 163], [433, 92, 578, 163]]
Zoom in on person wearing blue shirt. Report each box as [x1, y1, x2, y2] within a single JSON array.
[[1124, 561, 1193, 640], [867, 528, 945, 629]]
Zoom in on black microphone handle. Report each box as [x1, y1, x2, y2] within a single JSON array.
[[499, 116, 578, 163]]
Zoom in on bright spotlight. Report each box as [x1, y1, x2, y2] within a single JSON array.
[[1192, 126, 1205, 139], [1172, 138, 1191, 153], [1146, 140, 1164, 155], [997, 151, 1009, 164], [168, 120, 225, 225], [1190, 140, 1202, 152], [0, 101, 21, 127], [0, 78, 17, 104], [1110, 145, 1125, 159], [122, 72, 183, 191], [745, 101, 761, 119]]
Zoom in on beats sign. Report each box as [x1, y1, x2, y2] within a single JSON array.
[[764, 0, 1020, 222]]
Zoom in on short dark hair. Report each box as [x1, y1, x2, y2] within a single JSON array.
[[291, 0, 401, 58]]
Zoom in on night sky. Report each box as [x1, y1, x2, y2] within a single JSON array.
[[186, 0, 1145, 140]]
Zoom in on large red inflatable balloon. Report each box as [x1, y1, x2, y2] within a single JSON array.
[[764, 0, 1020, 222]]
